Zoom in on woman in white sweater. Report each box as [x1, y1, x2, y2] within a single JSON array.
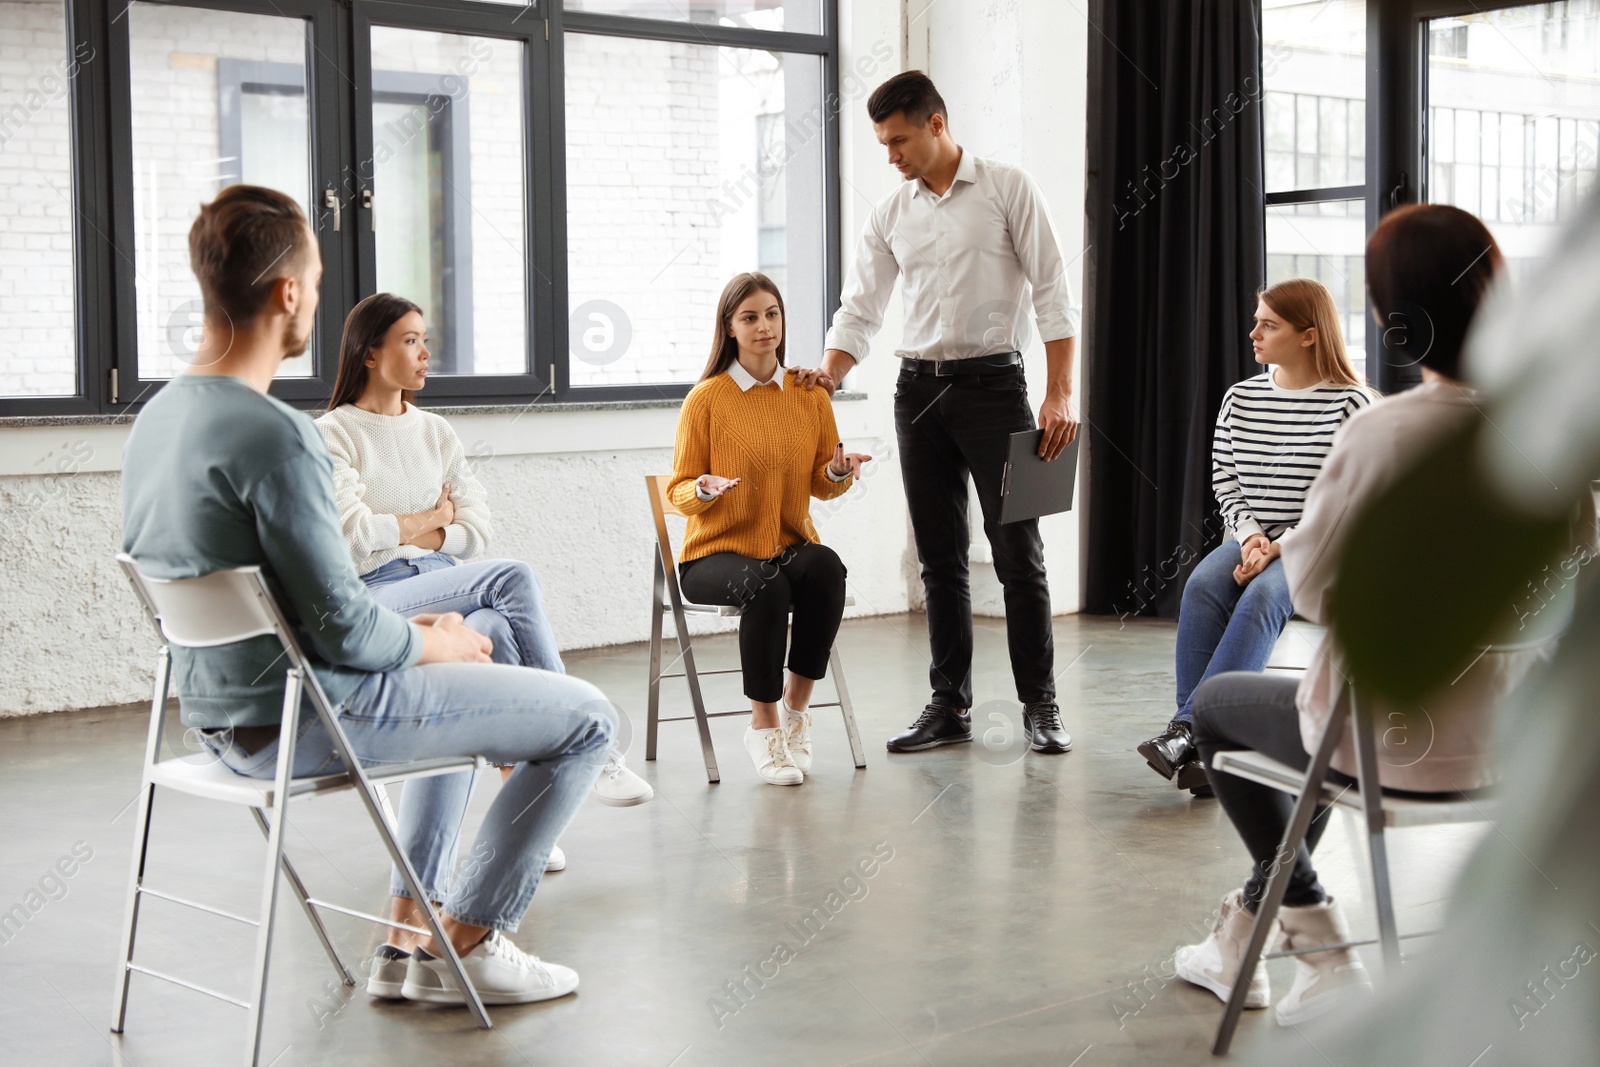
[[317, 293, 652, 997]]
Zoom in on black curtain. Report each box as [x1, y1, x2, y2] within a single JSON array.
[[1083, 0, 1266, 618]]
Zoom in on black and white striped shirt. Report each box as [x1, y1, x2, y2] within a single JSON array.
[[1213, 372, 1373, 541]]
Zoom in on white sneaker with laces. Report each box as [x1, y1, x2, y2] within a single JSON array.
[[782, 702, 813, 773], [744, 726, 803, 785], [545, 844, 566, 873], [401, 930, 579, 1005], [592, 751, 654, 806]]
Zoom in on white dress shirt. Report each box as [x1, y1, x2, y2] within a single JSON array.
[[726, 360, 785, 390], [825, 149, 1080, 364]]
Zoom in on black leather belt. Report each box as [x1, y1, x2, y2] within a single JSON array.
[[900, 351, 1022, 376]]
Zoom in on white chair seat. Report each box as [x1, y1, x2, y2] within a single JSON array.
[[1264, 617, 1325, 673], [1211, 749, 1497, 830], [147, 754, 485, 808], [681, 593, 857, 617]]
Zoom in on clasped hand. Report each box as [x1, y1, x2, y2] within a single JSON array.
[[1233, 535, 1280, 587]]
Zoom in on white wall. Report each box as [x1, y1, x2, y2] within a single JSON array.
[[905, 0, 1090, 618], [0, 0, 1090, 716]]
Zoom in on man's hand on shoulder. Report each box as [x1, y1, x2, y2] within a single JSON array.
[[415, 612, 492, 664], [791, 349, 858, 396]]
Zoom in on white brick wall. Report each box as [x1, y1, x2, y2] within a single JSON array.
[[0, 0, 79, 398]]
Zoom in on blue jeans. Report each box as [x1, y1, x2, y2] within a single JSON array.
[[361, 554, 564, 673], [1172, 540, 1294, 723], [213, 664, 614, 932]]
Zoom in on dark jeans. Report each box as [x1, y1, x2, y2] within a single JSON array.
[[894, 362, 1054, 708], [678, 542, 847, 703], [1192, 671, 1342, 910]]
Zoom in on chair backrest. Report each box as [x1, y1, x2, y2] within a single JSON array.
[[116, 553, 284, 649]]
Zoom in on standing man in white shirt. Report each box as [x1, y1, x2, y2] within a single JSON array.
[[797, 71, 1081, 755]]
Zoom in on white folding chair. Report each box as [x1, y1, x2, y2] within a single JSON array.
[[642, 475, 868, 783], [110, 554, 493, 1066], [1208, 678, 1498, 1054]]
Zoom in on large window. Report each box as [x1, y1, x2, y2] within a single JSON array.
[[563, 34, 826, 388], [1426, 4, 1600, 289], [1261, 0, 1600, 393], [1262, 0, 1369, 380], [0, 0, 84, 400], [0, 0, 839, 415]]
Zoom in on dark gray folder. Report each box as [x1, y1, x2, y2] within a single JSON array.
[[999, 429, 1080, 524]]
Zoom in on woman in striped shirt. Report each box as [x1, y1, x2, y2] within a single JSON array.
[[1138, 279, 1371, 793]]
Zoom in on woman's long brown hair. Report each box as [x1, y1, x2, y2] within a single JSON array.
[[699, 272, 787, 382], [326, 292, 424, 411], [1258, 278, 1365, 389]]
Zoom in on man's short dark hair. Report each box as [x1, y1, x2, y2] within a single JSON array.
[[188, 184, 313, 325], [867, 70, 947, 127]]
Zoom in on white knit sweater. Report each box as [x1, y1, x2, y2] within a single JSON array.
[[315, 403, 492, 576]]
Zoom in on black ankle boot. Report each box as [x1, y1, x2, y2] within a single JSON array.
[[1137, 719, 1195, 780]]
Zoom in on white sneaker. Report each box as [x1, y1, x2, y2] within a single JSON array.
[[1174, 889, 1271, 1009], [744, 726, 803, 785], [365, 944, 410, 999], [401, 930, 579, 1005], [545, 844, 566, 873], [1274, 899, 1373, 1026], [593, 751, 654, 806], [782, 702, 813, 773]]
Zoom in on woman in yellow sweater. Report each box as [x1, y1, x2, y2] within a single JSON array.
[[669, 273, 872, 786]]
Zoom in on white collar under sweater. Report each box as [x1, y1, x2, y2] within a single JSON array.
[[315, 402, 493, 577]]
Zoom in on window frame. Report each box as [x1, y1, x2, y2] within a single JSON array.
[[549, 3, 842, 402], [1, 0, 841, 416]]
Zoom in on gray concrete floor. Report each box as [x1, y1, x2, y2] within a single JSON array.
[[0, 614, 1483, 1066]]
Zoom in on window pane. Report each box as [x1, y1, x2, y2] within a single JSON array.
[[129, 3, 315, 380], [565, 34, 826, 388], [1428, 4, 1600, 288], [1263, 0, 1366, 192], [369, 27, 529, 377], [564, 0, 822, 35], [0, 0, 81, 398], [1265, 201, 1368, 381]]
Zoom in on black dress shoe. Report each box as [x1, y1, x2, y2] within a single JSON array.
[[1022, 702, 1073, 753], [1137, 719, 1195, 780], [886, 704, 972, 752], [1176, 760, 1214, 797]]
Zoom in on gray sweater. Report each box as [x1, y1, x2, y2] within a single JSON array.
[[122, 375, 421, 728]]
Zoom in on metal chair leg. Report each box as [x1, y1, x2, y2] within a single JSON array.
[[1213, 686, 1352, 1056], [110, 783, 157, 1033], [675, 619, 720, 783], [250, 809, 352, 988], [1350, 690, 1402, 968], [646, 555, 665, 762], [112, 647, 171, 1034], [830, 647, 866, 769], [242, 670, 304, 1067]]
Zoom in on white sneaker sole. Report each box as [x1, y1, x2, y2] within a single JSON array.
[[1174, 946, 1269, 1009], [366, 975, 406, 999], [593, 782, 655, 806], [1274, 978, 1372, 1027], [401, 970, 579, 1006], [759, 771, 804, 785]]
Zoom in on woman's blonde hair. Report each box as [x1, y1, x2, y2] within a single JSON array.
[[1258, 278, 1364, 389]]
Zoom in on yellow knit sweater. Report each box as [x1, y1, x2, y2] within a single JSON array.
[[669, 369, 852, 563]]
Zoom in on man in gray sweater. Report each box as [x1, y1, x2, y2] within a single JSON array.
[[122, 185, 612, 1006]]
